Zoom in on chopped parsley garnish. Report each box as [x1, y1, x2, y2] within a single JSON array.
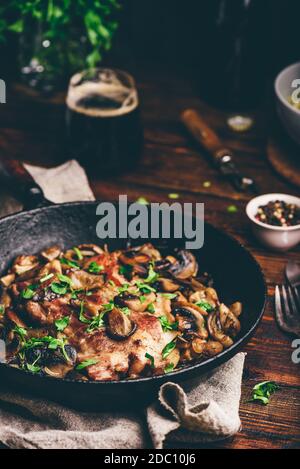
[[57, 273, 73, 286], [78, 301, 91, 324], [136, 281, 156, 294], [50, 282, 68, 295], [118, 283, 129, 293], [139, 295, 146, 303], [13, 325, 28, 342], [120, 307, 130, 316], [136, 197, 149, 205], [60, 258, 80, 269], [161, 293, 177, 300], [164, 363, 175, 374], [88, 262, 104, 274], [227, 205, 238, 214], [26, 362, 41, 374], [119, 264, 133, 278], [21, 284, 38, 299], [147, 303, 155, 314], [86, 313, 106, 332], [73, 247, 83, 260], [158, 316, 178, 332], [162, 339, 177, 359], [40, 273, 54, 283], [145, 352, 155, 368], [144, 264, 159, 284], [55, 316, 70, 332], [196, 301, 214, 312], [20, 336, 70, 363], [76, 358, 98, 370], [250, 381, 279, 405], [0, 304, 5, 315]]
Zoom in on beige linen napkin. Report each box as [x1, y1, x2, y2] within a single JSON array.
[[0, 160, 245, 449]]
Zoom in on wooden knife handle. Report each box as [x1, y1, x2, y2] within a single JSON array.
[[0, 156, 50, 209], [181, 109, 232, 163]]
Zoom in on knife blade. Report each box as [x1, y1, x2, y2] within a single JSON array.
[[181, 109, 258, 193]]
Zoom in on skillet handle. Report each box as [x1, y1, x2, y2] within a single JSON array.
[[0, 157, 51, 210]]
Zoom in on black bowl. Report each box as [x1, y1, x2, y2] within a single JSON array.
[[0, 202, 267, 409]]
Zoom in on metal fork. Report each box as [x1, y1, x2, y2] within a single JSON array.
[[275, 285, 300, 338]]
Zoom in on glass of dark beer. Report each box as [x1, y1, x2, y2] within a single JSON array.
[[66, 68, 143, 174]]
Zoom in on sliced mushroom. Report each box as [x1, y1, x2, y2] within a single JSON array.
[[207, 311, 233, 348], [106, 308, 136, 340], [230, 301, 243, 318], [114, 291, 156, 312], [6, 310, 27, 328], [219, 303, 241, 338], [0, 289, 12, 309], [41, 245, 61, 262], [12, 255, 39, 276], [77, 244, 104, 257], [38, 259, 63, 279], [0, 273, 15, 287], [168, 250, 198, 280], [173, 306, 208, 340], [119, 251, 150, 266], [157, 278, 180, 292], [25, 301, 48, 325], [69, 270, 104, 290]]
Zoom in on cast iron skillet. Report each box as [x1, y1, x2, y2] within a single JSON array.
[[0, 159, 267, 410]]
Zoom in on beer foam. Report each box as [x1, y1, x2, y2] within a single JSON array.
[[66, 70, 139, 117]]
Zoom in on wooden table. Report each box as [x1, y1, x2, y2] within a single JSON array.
[[0, 69, 299, 449]]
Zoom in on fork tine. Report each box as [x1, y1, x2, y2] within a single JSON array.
[[292, 286, 300, 311], [287, 286, 299, 318], [282, 285, 294, 321], [275, 285, 297, 335]]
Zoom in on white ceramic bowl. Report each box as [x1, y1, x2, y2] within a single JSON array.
[[275, 62, 300, 147], [246, 193, 300, 252]]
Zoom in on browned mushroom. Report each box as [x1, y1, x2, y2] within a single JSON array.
[[157, 278, 180, 292], [77, 244, 104, 257], [114, 291, 156, 312], [168, 250, 198, 280], [106, 308, 136, 340], [12, 255, 39, 276], [69, 270, 104, 290], [219, 303, 241, 337], [25, 301, 48, 325], [207, 311, 233, 348], [38, 259, 62, 279], [0, 273, 15, 287], [173, 306, 208, 340], [40, 245, 61, 262], [119, 251, 150, 266], [230, 301, 243, 318], [191, 338, 223, 357]]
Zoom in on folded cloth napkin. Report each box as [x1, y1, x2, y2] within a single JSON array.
[[0, 160, 245, 449]]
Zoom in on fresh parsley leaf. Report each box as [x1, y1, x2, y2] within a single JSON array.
[[26, 363, 41, 374], [162, 339, 177, 359], [60, 258, 80, 269], [102, 300, 114, 312], [250, 381, 279, 405], [78, 301, 91, 324], [55, 316, 70, 332], [119, 264, 133, 278], [88, 262, 104, 274], [0, 304, 5, 315], [40, 273, 54, 283], [57, 273, 73, 286], [21, 284, 38, 299], [147, 303, 155, 313], [73, 247, 83, 260], [164, 363, 175, 374], [86, 313, 106, 332], [145, 352, 155, 368], [13, 325, 28, 342], [144, 264, 159, 284], [161, 293, 177, 300], [50, 282, 68, 295], [136, 281, 156, 294], [139, 295, 146, 303], [118, 283, 129, 293], [158, 316, 178, 332], [76, 358, 98, 370], [195, 301, 214, 312]]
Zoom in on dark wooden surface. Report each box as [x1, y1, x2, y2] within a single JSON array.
[[0, 69, 300, 449]]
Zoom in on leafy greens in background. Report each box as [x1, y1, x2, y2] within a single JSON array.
[[0, 0, 120, 67]]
